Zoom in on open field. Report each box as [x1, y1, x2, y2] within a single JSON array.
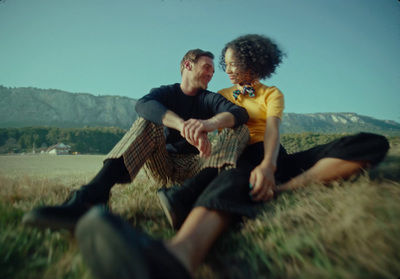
[[1, 148, 400, 279], [0, 154, 104, 177]]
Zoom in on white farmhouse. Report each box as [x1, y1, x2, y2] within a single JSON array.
[[47, 143, 70, 155]]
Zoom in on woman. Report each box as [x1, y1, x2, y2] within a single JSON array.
[[75, 34, 389, 279]]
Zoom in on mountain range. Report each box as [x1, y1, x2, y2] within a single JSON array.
[[1, 86, 399, 135], [0, 86, 137, 129]]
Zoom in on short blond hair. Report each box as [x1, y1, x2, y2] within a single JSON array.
[[180, 49, 214, 75]]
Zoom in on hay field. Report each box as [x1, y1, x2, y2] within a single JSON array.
[[0, 154, 104, 177], [1, 149, 400, 279]]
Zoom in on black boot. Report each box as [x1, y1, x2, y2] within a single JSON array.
[[21, 187, 108, 231], [76, 207, 191, 279], [21, 158, 130, 231], [157, 168, 218, 230]]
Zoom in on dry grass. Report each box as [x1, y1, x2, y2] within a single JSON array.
[[1, 149, 400, 279]]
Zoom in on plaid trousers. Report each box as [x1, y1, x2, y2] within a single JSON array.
[[104, 117, 249, 186]]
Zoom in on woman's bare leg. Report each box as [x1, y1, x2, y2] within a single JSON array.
[[277, 158, 367, 192], [165, 206, 232, 275]]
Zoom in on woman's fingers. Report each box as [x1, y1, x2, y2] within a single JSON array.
[[249, 170, 275, 202]]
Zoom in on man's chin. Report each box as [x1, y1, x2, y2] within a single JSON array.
[[202, 81, 210, 89], [197, 83, 208, 90]]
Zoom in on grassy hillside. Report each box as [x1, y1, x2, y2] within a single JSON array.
[[1, 146, 399, 278]]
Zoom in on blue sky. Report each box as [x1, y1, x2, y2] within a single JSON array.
[[1, 0, 399, 123]]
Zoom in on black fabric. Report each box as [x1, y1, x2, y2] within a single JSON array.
[[135, 83, 249, 154], [194, 168, 259, 218], [167, 168, 219, 210], [194, 132, 390, 218]]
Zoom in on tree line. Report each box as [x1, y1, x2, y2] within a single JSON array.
[[0, 127, 397, 155], [0, 127, 127, 154]]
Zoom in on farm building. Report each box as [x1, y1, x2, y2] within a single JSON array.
[[47, 143, 70, 155]]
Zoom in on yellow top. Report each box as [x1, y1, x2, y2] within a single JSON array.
[[218, 83, 284, 145]]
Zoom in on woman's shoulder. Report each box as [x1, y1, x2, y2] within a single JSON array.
[[217, 86, 236, 99], [257, 83, 283, 96], [257, 83, 281, 92], [218, 85, 236, 94]]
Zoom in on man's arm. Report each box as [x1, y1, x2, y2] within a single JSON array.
[[161, 110, 184, 132], [181, 112, 235, 142], [134, 86, 174, 125], [178, 92, 249, 157], [208, 93, 249, 127], [162, 110, 237, 158]]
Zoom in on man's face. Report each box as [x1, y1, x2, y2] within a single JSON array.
[[189, 56, 215, 90]]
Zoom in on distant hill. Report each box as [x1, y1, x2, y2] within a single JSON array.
[[281, 113, 400, 135], [1, 85, 399, 135], [0, 86, 137, 129]]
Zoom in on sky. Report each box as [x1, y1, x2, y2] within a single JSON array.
[[1, 0, 399, 123]]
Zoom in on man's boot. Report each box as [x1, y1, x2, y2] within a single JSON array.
[[21, 158, 130, 231]]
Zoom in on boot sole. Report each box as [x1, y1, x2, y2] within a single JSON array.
[[21, 210, 77, 232], [157, 190, 179, 230]]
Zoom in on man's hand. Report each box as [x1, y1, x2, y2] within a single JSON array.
[[180, 118, 216, 158], [249, 162, 276, 202], [184, 131, 212, 158], [181, 118, 216, 143], [163, 112, 235, 158], [196, 133, 212, 158]]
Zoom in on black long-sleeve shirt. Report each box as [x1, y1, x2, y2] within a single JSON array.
[[135, 83, 249, 154]]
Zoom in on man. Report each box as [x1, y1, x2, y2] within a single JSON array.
[[21, 49, 250, 231]]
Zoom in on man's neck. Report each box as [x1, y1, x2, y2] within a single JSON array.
[[180, 80, 200, 96]]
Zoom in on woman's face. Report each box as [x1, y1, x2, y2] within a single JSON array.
[[224, 48, 249, 85]]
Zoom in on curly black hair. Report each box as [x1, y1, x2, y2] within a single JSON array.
[[219, 34, 285, 81]]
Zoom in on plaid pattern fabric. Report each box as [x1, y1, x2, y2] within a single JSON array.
[[105, 117, 250, 185], [202, 125, 250, 170]]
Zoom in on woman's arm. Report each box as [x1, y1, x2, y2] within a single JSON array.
[[249, 116, 281, 202]]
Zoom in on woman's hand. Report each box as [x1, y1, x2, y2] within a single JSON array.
[[249, 162, 276, 202]]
